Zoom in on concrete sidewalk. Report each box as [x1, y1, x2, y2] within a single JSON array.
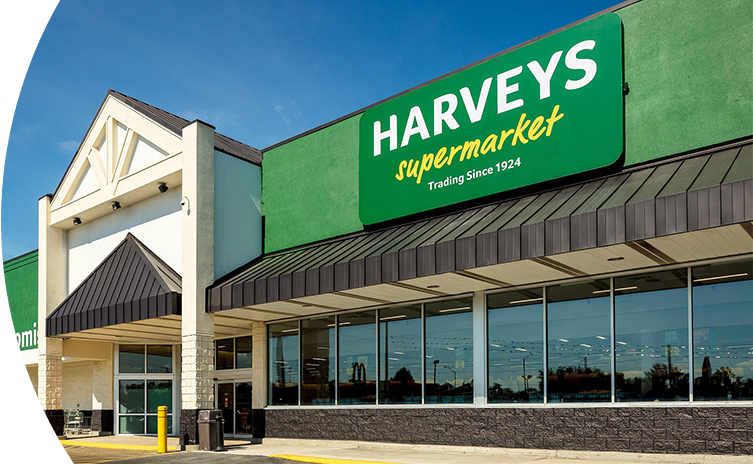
[[58, 436, 752, 463], [225, 438, 751, 464]]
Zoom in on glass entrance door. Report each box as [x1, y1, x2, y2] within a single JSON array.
[[216, 381, 253, 436], [217, 383, 234, 435]]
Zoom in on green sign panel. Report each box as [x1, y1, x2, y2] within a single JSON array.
[[4, 252, 39, 351], [359, 13, 623, 225]]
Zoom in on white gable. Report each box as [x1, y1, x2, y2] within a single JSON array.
[[50, 94, 184, 228], [68, 161, 99, 202]]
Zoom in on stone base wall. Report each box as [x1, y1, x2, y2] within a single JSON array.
[[91, 409, 113, 433], [264, 407, 753, 455], [179, 409, 200, 448]]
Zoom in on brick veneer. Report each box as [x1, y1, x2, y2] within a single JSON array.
[[264, 406, 753, 455]]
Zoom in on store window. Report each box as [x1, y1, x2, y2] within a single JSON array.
[[379, 305, 422, 404], [301, 316, 336, 405], [615, 269, 689, 401], [425, 298, 473, 403], [216, 339, 234, 370], [236, 336, 253, 369], [215, 336, 253, 370], [488, 289, 544, 403], [117, 345, 174, 435], [338, 311, 377, 404], [547, 280, 611, 402], [692, 260, 753, 400], [268, 321, 299, 405]]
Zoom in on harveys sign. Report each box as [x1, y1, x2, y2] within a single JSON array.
[[359, 13, 623, 225]]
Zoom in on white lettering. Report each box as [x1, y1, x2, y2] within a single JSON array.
[[373, 115, 398, 156], [565, 40, 597, 90], [527, 50, 563, 100], [497, 66, 524, 114], [22, 330, 33, 348], [459, 77, 492, 123], [400, 106, 430, 147], [433, 93, 460, 136]]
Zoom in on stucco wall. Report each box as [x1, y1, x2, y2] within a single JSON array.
[[214, 151, 262, 279], [66, 187, 183, 292], [62, 361, 94, 410], [261, 0, 753, 253]]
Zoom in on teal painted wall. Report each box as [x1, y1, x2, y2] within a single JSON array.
[[3, 251, 38, 351], [263, 0, 753, 253], [214, 151, 263, 279]]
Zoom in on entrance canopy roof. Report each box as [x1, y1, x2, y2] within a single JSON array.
[[46, 233, 182, 340], [209, 139, 752, 321]]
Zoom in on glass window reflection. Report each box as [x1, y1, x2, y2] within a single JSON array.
[[216, 339, 234, 370], [236, 336, 253, 370], [268, 321, 299, 405], [547, 280, 611, 402], [615, 269, 689, 401], [146, 345, 172, 373], [301, 316, 336, 405], [693, 260, 753, 400], [425, 298, 473, 403], [379, 305, 422, 404], [119, 345, 145, 374], [488, 289, 544, 403], [338, 311, 377, 404]]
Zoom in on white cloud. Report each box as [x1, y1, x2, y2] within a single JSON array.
[[8, 123, 47, 150], [271, 98, 302, 128], [55, 139, 79, 155]]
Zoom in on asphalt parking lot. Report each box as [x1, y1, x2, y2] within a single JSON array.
[[64, 445, 300, 464]]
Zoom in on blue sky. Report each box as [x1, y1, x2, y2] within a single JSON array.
[[2, 0, 618, 260]]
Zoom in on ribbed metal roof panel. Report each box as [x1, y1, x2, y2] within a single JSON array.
[[209, 140, 752, 311], [46, 233, 181, 336]]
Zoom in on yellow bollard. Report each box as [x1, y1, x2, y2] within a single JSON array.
[[16, 408, 24, 442], [157, 405, 167, 453]]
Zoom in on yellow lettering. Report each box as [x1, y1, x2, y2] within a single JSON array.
[[407, 159, 419, 178], [417, 152, 434, 184], [481, 134, 498, 154], [497, 129, 514, 150], [434, 147, 448, 169], [546, 105, 564, 136], [395, 159, 407, 180], [512, 113, 530, 146], [448, 145, 463, 165], [528, 116, 546, 140], [461, 139, 481, 161]]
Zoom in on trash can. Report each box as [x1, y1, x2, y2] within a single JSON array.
[[197, 410, 226, 451]]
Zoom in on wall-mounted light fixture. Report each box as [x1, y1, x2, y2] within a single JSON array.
[[72, 217, 82, 226], [111, 201, 121, 211], [158, 182, 169, 193]]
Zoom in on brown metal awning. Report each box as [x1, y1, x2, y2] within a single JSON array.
[[46, 233, 182, 338], [208, 139, 752, 319]]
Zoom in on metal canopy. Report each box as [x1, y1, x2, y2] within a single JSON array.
[[208, 140, 752, 314], [46, 233, 182, 337]]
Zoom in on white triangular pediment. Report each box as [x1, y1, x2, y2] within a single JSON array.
[[125, 136, 169, 175], [67, 161, 99, 202], [50, 93, 185, 221]]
